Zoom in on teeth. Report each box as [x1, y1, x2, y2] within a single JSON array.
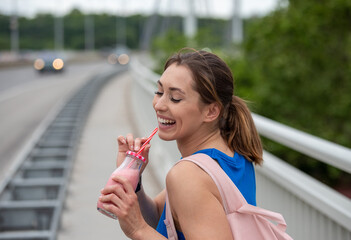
[[158, 117, 175, 124]]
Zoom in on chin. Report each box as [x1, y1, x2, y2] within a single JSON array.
[[158, 131, 176, 141]]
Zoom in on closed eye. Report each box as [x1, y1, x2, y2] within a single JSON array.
[[155, 91, 182, 103], [171, 98, 181, 103]]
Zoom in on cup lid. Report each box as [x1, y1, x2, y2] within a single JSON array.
[[126, 151, 145, 162]]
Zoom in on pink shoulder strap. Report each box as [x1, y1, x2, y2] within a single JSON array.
[[180, 153, 246, 212], [164, 153, 288, 238], [180, 153, 287, 230], [164, 190, 178, 240]]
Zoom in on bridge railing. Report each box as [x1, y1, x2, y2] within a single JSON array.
[[129, 57, 351, 240]]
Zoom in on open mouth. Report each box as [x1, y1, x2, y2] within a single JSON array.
[[158, 117, 176, 126]]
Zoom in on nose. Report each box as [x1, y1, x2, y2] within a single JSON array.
[[153, 94, 167, 112]]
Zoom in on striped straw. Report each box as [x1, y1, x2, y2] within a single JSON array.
[[126, 127, 158, 169], [136, 127, 158, 155]]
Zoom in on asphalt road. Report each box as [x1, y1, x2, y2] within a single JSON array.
[[0, 60, 116, 183]]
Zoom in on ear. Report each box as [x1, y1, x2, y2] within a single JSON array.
[[203, 103, 221, 123]]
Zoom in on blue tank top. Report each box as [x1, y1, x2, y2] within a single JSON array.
[[155, 148, 257, 239]]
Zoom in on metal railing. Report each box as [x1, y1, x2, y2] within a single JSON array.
[[253, 114, 351, 174], [129, 57, 351, 240], [0, 67, 127, 240]]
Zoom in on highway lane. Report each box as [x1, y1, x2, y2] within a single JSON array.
[[0, 60, 116, 183]]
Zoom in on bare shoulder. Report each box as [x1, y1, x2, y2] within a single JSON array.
[[165, 160, 231, 239], [165, 159, 222, 211], [166, 160, 213, 191]]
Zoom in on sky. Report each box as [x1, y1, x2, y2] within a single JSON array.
[[0, 0, 281, 18]]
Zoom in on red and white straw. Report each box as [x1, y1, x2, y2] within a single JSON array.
[[136, 127, 158, 155]]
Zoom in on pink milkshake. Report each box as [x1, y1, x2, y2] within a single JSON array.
[[97, 151, 145, 219]]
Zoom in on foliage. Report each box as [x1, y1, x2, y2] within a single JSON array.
[[150, 18, 228, 74], [19, 14, 55, 49], [149, 0, 351, 188], [228, 0, 351, 187], [0, 9, 147, 50], [0, 14, 10, 49], [151, 29, 188, 74], [0, 10, 228, 53], [64, 9, 85, 49]]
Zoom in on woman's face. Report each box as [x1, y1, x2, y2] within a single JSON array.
[[153, 63, 206, 142]]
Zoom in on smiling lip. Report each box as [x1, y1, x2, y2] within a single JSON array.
[[158, 117, 176, 124], [157, 115, 176, 127]]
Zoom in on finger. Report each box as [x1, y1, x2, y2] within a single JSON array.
[[134, 138, 142, 152], [117, 135, 127, 145], [112, 175, 135, 194], [138, 144, 150, 160], [141, 144, 151, 157], [126, 133, 134, 151], [139, 145, 150, 174], [100, 175, 132, 197], [100, 178, 124, 194], [99, 193, 116, 203], [99, 192, 125, 208], [100, 181, 125, 195], [101, 201, 123, 218]]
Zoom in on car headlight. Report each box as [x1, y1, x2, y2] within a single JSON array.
[[118, 54, 130, 65], [52, 58, 64, 70], [108, 54, 118, 64], [34, 58, 45, 70]]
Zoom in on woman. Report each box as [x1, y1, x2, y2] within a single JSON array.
[[99, 49, 263, 239]]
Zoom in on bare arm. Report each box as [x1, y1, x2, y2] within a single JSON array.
[[166, 161, 233, 240], [136, 186, 165, 228]]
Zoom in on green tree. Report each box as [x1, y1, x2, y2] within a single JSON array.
[[64, 9, 85, 49], [196, 18, 228, 48], [19, 14, 54, 49], [151, 29, 187, 73], [150, 17, 230, 73], [125, 14, 147, 49], [0, 14, 10, 49], [231, 0, 351, 187], [94, 14, 117, 49]]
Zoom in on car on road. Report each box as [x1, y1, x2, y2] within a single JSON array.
[[106, 45, 130, 65], [33, 52, 65, 73]]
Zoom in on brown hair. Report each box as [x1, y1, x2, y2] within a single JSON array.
[[164, 49, 263, 165]]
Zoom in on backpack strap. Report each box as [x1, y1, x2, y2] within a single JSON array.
[[180, 153, 247, 213], [180, 153, 287, 231], [164, 190, 178, 240]]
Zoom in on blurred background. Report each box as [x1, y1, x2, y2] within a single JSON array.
[[1, 0, 349, 196], [0, 0, 350, 239]]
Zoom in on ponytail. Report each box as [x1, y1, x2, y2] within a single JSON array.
[[220, 96, 263, 165]]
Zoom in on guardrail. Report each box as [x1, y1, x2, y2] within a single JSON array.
[[253, 114, 351, 174], [129, 57, 351, 240], [0, 67, 127, 240]]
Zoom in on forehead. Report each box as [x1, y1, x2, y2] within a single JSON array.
[[159, 64, 195, 90]]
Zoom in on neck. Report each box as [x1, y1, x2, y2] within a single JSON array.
[[177, 128, 232, 158]]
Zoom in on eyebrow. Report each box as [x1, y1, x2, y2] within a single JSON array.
[[157, 80, 186, 94]]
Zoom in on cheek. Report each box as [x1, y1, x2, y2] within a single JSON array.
[[181, 105, 202, 123]]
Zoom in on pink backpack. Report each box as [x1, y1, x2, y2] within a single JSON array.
[[164, 153, 293, 240]]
